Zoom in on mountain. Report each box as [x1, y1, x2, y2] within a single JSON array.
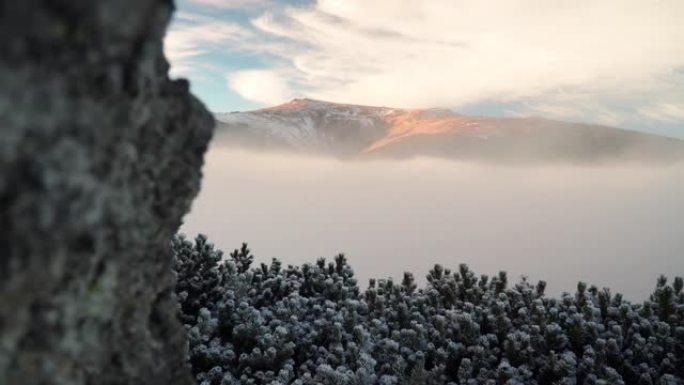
[[214, 98, 684, 163]]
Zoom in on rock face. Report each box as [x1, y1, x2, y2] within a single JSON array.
[[0, 1, 213, 384]]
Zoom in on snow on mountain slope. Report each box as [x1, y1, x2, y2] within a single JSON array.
[[214, 99, 684, 163], [215, 99, 393, 154]]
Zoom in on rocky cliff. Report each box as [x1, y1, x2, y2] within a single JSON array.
[[0, 1, 213, 384]]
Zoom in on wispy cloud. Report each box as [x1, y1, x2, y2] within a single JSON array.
[[165, 12, 253, 77], [185, 0, 269, 10], [249, 1, 684, 107], [166, 0, 684, 135], [639, 103, 684, 123]]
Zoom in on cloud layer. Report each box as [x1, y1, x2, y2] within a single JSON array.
[[166, 0, 684, 135], [183, 148, 684, 299]]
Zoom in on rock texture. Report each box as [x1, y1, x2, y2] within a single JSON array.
[[0, 1, 213, 384]]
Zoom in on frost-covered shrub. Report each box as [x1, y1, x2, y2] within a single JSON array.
[[173, 234, 684, 385]]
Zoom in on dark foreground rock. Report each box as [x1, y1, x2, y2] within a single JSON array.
[[0, 1, 213, 384]]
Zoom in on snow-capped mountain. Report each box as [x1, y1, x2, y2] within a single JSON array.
[[214, 99, 684, 162]]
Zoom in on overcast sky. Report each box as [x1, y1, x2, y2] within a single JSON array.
[[165, 0, 684, 138]]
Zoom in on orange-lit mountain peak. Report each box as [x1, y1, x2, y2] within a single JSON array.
[[244, 99, 504, 152], [260, 98, 392, 112], [365, 109, 480, 152], [215, 99, 684, 163], [258, 98, 320, 111]]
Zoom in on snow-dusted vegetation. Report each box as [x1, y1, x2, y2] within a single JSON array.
[[173, 234, 684, 385]]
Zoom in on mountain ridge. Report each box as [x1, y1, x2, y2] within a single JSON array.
[[214, 99, 684, 163]]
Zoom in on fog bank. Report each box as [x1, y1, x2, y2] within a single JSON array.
[[182, 147, 684, 300]]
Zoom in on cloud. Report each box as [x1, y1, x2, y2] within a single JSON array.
[[639, 103, 684, 123], [228, 70, 292, 104], [523, 102, 623, 127], [184, 148, 684, 299], [164, 12, 252, 78], [185, 0, 268, 9], [247, 0, 684, 110], [166, 0, 684, 134]]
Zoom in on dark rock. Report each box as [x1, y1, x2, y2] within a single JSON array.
[[0, 1, 213, 384]]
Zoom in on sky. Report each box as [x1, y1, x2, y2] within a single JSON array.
[[165, 0, 684, 138]]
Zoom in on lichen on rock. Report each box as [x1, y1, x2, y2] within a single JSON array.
[[0, 1, 214, 384]]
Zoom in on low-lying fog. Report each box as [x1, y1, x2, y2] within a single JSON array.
[[182, 146, 684, 300]]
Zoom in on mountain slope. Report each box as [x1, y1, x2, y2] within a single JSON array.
[[214, 99, 684, 163]]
